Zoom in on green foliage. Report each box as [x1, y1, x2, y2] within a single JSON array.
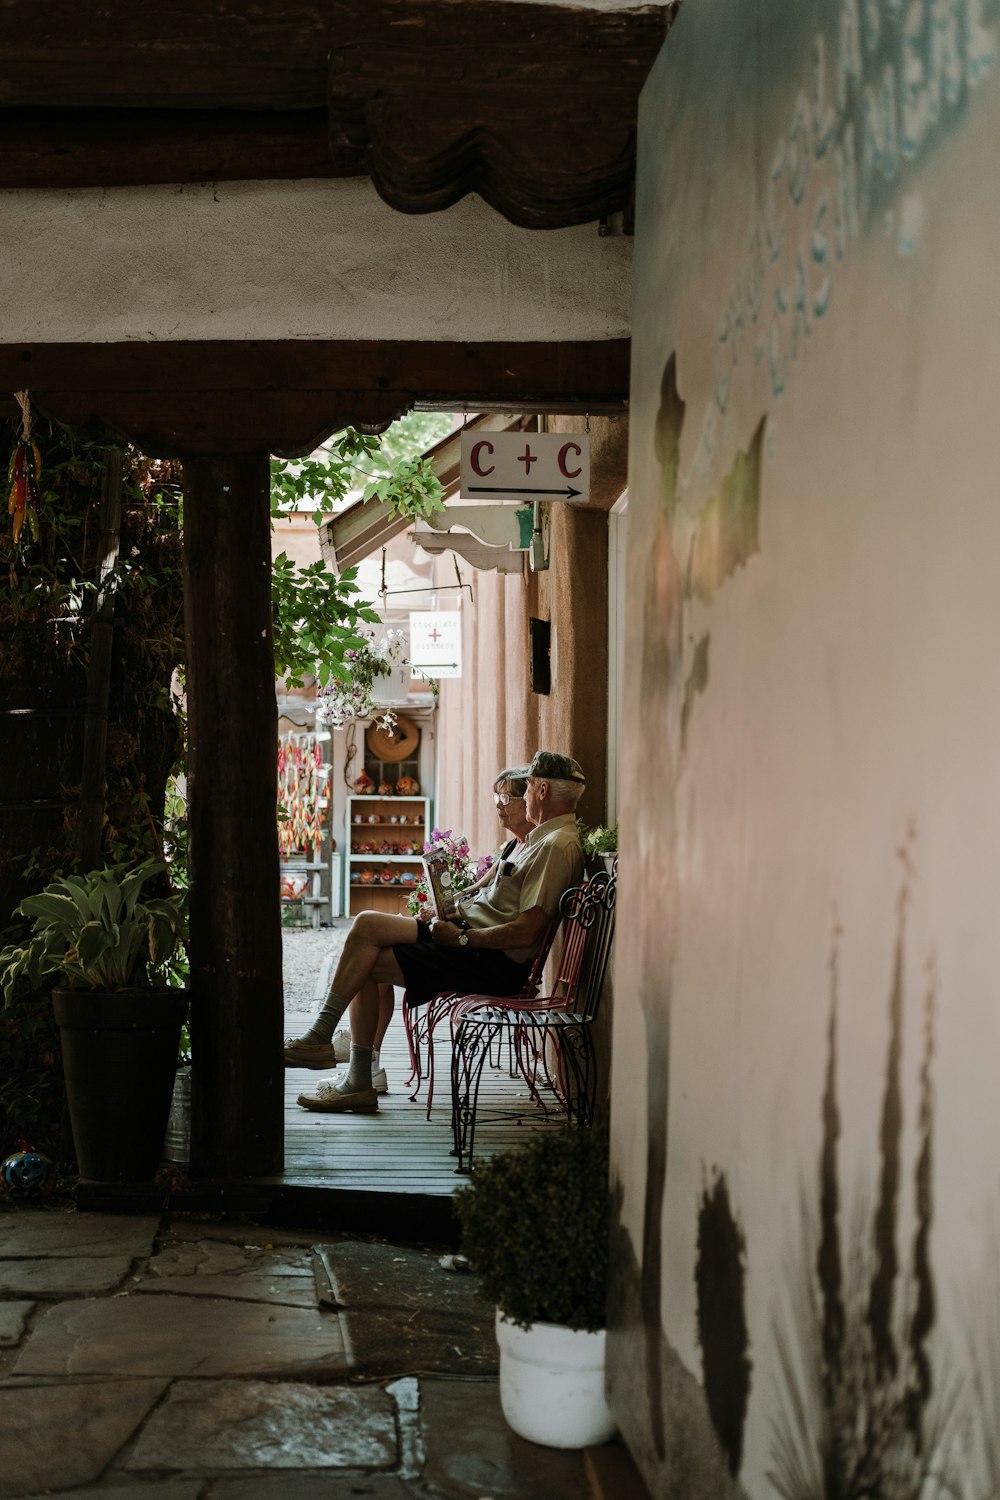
[[578, 822, 618, 857], [269, 413, 449, 525], [271, 556, 381, 688], [0, 860, 187, 1003], [0, 993, 63, 1161], [268, 415, 452, 687], [454, 1128, 610, 1331]]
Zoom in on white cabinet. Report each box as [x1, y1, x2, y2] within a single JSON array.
[[345, 795, 429, 916]]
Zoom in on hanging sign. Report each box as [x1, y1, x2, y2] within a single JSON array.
[[460, 431, 590, 503], [409, 611, 462, 678]]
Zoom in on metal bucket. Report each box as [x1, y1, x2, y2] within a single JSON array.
[[163, 1065, 191, 1165]]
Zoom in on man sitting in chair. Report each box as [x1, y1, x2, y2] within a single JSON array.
[[284, 750, 586, 1114]]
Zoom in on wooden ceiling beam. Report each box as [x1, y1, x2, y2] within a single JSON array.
[[0, 2, 672, 227], [328, 0, 669, 229], [0, 3, 333, 110], [0, 109, 357, 190], [0, 339, 629, 458]]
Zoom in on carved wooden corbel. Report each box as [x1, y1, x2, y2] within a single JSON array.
[[327, 1, 672, 229]]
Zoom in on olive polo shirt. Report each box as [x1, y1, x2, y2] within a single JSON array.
[[460, 812, 584, 963]]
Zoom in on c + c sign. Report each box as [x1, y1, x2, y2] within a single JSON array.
[[460, 430, 590, 503]]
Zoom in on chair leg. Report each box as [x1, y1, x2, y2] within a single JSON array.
[[451, 1014, 499, 1172], [403, 1003, 424, 1095], [424, 992, 458, 1120], [555, 1024, 596, 1128]]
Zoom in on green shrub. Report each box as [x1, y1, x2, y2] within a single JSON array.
[[454, 1127, 610, 1332], [0, 859, 187, 1003]]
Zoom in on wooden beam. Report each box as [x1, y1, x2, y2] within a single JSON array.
[[184, 453, 284, 1178], [0, 4, 334, 110], [0, 109, 356, 190], [0, 340, 630, 458], [0, 1, 671, 226], [327, 0, 671, 227]]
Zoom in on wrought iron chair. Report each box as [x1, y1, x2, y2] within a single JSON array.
[[402, 907, 563, 1118], [449, 868, 617, 1171]]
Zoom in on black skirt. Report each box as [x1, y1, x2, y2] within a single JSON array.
[[393, 925, 533, 1009]]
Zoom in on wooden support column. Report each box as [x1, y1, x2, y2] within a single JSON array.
[[182, 454, 283, 1178]]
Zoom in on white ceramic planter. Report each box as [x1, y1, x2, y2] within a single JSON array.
[[495, 1309, 616, 1449]]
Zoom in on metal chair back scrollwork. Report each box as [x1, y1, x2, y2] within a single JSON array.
[[402, 905, 563, 1117], [449, 868, 617, 1170]]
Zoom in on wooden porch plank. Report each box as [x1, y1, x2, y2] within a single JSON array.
[[281, 1005, 570, 1196]]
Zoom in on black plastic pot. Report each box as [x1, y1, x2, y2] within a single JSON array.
[[53, 987, 188, 1182]]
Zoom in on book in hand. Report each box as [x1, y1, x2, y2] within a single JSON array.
[[422, 851, 461, 921]]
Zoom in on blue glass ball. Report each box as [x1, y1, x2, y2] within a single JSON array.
[[1, 1149, 56, 1199]]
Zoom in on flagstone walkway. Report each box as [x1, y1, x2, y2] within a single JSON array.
[[0, 1207, 600, 1498]]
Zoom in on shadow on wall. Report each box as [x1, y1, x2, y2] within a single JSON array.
[[610, 827, 1000, 1497], [768, 837, 950, 1499], [628, 351, 768, 1473]]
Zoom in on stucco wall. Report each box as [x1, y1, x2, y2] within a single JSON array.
[[612, 1, 1000, 1494], [0, 179, 631, 344], [431, 506, 610, 861]]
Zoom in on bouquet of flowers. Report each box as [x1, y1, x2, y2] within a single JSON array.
[[316, 628, 407, 732], [405, 828, 494, 918]]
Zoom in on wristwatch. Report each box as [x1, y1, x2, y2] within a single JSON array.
[[457, 929, 470, 947]]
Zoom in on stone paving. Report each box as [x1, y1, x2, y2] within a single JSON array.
[[0, 1207, 596, 1498]]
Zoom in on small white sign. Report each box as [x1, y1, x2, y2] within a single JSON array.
[[409, 611, 462, 679], [460, 431, 590, 503]]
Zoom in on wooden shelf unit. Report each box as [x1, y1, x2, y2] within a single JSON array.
[[346, 795, 429, 916]]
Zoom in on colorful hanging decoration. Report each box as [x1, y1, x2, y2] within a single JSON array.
[[277, 733, 330, 857], [7, 390, 41, 546]]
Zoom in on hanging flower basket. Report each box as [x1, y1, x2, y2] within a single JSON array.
[[317, 629, 407, 732]]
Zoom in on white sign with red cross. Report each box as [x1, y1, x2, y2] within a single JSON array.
[[408, 611, 462, 678], [460, 431, 590, 503]]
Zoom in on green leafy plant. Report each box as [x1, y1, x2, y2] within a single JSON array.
[[454, 1128, 610, 1331], [315, 626, 407, 730], [578, 822, 618, 858], [0, 859, 187, 1003], [271, 555, 381, 689], [269, 417, 449, 525]]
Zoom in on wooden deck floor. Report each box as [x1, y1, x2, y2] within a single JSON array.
[[282, 1003, 568, 1197]]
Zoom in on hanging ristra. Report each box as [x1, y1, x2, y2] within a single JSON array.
[[277, 733, 329, 858], [7, 390, 41, 545]]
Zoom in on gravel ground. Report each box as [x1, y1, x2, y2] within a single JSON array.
[[281, 919, 350, 1029]]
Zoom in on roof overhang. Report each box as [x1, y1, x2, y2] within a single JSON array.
[[319, 412, 535, 572], [0, 1, 674, 229]]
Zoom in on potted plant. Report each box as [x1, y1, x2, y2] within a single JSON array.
[[454, 1127, 615, 1449], [579, 822, 618, 875], [316, 627, 407, 731], [0, 859, 188, 1182]]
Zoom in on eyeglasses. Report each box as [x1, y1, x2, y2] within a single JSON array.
[[493, 791, 525, 807]]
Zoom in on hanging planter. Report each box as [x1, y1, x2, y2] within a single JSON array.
[[316, 629, 407, 732]]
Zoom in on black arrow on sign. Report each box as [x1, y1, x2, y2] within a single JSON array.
[[465, 485, 582, 499]]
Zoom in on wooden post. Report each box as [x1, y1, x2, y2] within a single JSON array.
[[182, 454, 283, 1177]]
